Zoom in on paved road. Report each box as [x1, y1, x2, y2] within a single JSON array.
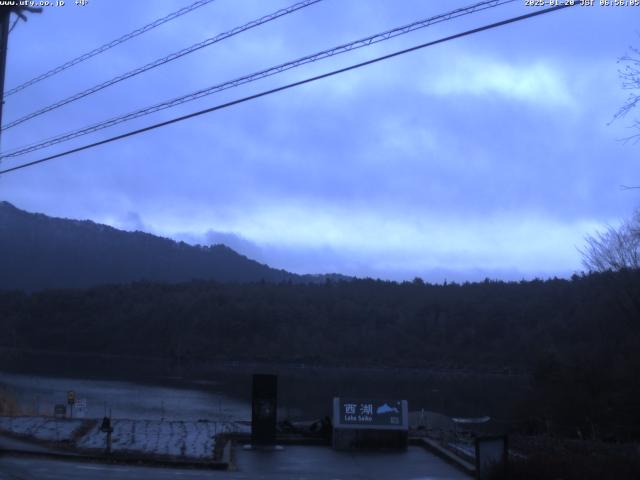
[[0, 434, 59, 454], [0, 457, 221, 480], [235, 445, 471, 479], [0, 446, 470, 480]]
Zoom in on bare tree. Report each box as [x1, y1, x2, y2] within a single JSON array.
[[613, 46, 640, 143], [583, 46, 640, 270], [581, 210, 640, 272]]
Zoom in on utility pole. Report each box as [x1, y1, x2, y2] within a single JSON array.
[[0, 6, 42, 148], [0, 8, 11, 142]]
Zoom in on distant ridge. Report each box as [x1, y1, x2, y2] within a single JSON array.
[[0, 201, 351, 291]]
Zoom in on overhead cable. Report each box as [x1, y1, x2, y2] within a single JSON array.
[[0, 0, 516, 158], [0, 4, 577, 176], [1, 0, 322, 131], [4, 0, 217, 98]]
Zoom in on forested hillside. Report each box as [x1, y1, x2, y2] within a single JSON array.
[[0, 201, 343, 290], [1, 271, 639, 438]]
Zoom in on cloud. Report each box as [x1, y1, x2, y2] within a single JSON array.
[[174, 230, 266, 262], [116, 211, 148, 232], [423, 56, 574, 108], [144, 202, 603, 278]]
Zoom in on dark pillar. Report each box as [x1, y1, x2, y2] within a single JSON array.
[[251, 374, 277, 446]]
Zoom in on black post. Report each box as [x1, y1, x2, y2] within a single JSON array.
[[251, 374, 277, 446], [100, 415, 114, 455]]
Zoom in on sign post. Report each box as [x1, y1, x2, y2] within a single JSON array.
[[332, 397, 408, 450], [100, 416, 114, 455], [67, 390, 76, 419]]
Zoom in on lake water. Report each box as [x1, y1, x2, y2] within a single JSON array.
[[0, 371, 251, 421], [0, 351, 530, 423]]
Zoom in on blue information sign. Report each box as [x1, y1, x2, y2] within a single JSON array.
[[338, 398, 404, 427]]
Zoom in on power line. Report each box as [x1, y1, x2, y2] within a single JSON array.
[[0, 0, 516, 159], [3, 0, 216, 98], [0, 3, 577, 177], [1, 0, 322, 132]]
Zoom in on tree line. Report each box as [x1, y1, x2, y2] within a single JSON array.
[[1, 270, 639, 439]]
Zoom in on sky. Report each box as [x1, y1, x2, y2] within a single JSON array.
[[0, 0, 638, 282]]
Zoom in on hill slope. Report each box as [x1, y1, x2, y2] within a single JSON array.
[[0, 201, 306, 290]]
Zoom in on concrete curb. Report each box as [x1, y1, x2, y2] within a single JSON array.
[[0, 447, 229, 470], [412, 437, 476, 477], [227, 432, 330, 446]]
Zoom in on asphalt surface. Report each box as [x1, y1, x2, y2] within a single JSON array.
[[0, 434, 59, 454], [235, 445, 471, 479], [0, 446, 470, 479]]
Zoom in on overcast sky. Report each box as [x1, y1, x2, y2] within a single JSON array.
[[1, 0, 638, 281]]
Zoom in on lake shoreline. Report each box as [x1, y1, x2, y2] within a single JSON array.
[[1, 348, 530, 422], [0, 346, 530, 381]]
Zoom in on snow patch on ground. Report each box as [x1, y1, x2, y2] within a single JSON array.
[[76, 419, 224, 459], [0, 416, 244, 460]]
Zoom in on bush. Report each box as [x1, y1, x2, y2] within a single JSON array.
[[487, 452, 640, 480]]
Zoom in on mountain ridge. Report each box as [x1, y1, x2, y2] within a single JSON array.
[[0, 201, 350, 291]]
